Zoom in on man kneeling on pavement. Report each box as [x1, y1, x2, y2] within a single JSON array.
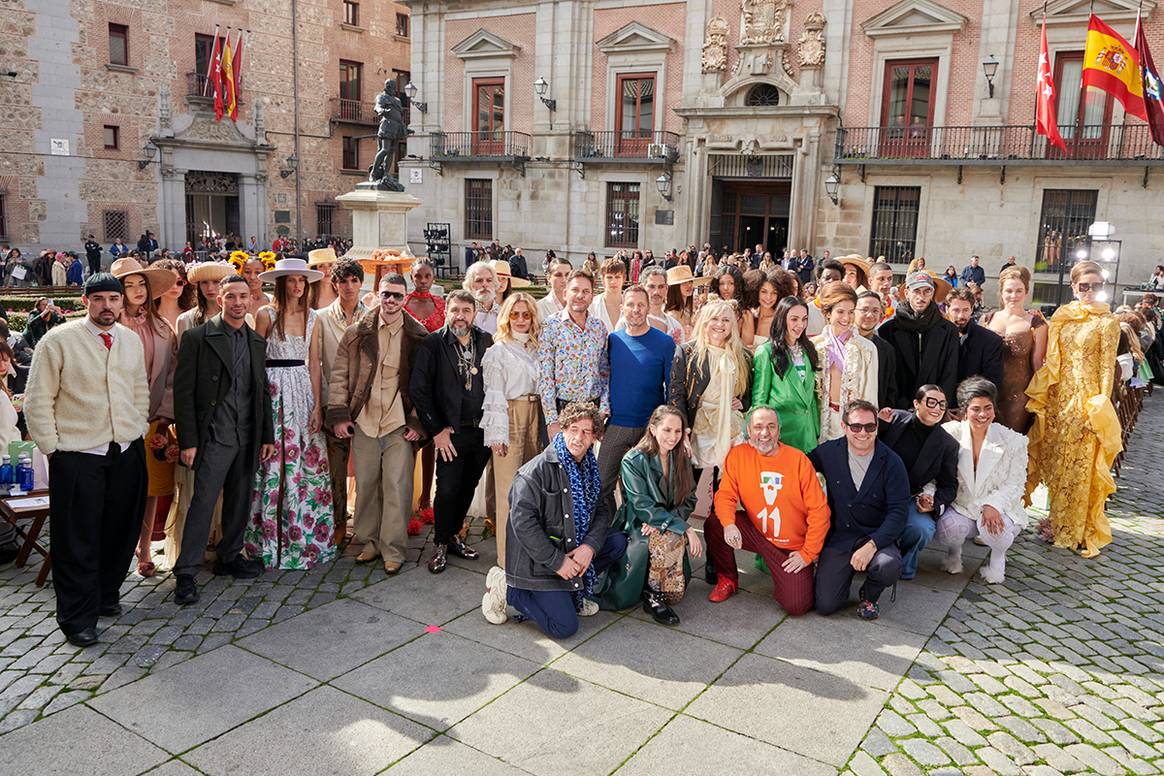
[[480, 402, 628, 638], [703, 406, 830, 616]]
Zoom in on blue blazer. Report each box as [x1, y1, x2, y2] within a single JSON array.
[[808, 438, 909, 552]]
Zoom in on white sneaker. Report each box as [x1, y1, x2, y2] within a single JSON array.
[[481, 566, 508, 624], [579, 598, 600, 617], [979, 561, 1005, 585], [942, 550, 963, 575]]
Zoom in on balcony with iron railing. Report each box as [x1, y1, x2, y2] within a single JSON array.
[[835, 124, 1164, 165], [330, 98, 412, 125], [427, 131, 532, 160], [572, 130, 681, 163]]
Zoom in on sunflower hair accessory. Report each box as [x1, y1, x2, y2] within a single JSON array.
[[258, 251, 277, 270], [228, 251, 250, 274]]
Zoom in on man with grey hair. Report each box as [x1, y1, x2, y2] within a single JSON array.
[[462, 260, 499, 334]]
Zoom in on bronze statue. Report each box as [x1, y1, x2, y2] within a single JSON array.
[[366, 80, 410, 191]]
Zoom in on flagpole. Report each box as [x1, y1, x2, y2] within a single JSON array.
[[1031, 4, 1048, 157], [203, 25, 220, 97]]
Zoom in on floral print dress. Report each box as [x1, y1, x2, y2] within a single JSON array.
[[245, 309, 335, 570]]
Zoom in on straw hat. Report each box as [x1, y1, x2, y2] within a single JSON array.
[[897, 270, 952, 303], [258, 257, 324, 283], [186, 261, 236, 284], [307, 247, 338, 268], [666, 265, 711, 286], [837, 254, 870, 288], [110, 257, 177, 299], [491, 259, 532, 288]]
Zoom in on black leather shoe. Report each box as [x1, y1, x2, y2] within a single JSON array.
[[428, 544, 448, 574], [642, 589, 680, 626], [175, 575, 200, 605], [214, 555, 263, 579], [447, 536, 479, 561], [99, 602, 122, 617], [703, 558, 718, 586], [65, 627, 98, 648], [0, 544, 18, 566]]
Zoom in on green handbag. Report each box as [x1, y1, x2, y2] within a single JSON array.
[[595, 505, 650, 611]]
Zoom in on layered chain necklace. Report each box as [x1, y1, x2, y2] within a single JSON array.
[[453, 335, 477, 391]]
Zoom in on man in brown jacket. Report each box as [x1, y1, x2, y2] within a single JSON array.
[[326, 273, 427, 573]]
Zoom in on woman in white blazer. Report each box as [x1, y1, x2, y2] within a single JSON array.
[[935, 377, 1029, 583]]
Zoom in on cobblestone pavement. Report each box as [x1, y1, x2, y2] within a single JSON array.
[[0, 396, 1158, 775], [847, 393, 1164, 776]]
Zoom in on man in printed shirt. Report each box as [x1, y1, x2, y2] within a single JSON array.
[[536, 270, 610, 439], [704, 406, 831, 616]]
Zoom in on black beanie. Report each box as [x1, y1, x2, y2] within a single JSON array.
[[84, 272, 124, 295]]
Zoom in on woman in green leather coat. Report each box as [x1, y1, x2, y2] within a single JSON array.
[[750, 296, 821, 452], [598, 405, 702, 625]]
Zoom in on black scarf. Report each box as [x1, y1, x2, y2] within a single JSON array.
[[893, 300, 940, 334]]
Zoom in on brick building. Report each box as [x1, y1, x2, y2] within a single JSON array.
[[2, 0, 411, 253], [401, 0, 1164, 301]]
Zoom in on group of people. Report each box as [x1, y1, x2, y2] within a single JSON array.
[[10, 240, 1132, 649]]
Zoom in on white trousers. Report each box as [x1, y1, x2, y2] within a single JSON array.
[[933, 506, 1021, 578]]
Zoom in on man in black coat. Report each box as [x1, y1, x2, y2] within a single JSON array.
[[409, 289, 493, 574], [945, 288, 1003, 387], [877, 272, 960, 407], [877, 388, 959, 580], [173, 276, 275, 605]]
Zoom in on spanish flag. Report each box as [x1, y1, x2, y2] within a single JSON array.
[[1082, 13, 1148, 120], [221, 35, 238, 122]]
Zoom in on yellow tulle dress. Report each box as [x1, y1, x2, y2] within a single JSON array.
[[1024, 300, 1122, 558]]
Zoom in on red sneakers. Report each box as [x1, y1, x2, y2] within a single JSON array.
[[708, 578, 738, 603]]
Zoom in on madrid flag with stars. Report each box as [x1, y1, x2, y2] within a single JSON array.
[[1036, 20, 1067, 152]]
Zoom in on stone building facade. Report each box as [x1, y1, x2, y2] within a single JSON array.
[[2, 0, 411, 252], [401, 0, 1164, 300]]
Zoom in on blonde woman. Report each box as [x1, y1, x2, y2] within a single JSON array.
[[481, 292, 544, 567], [812, 281, 879, 441]]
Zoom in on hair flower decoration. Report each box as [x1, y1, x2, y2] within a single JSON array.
[[258, 251, 277, 270], [228, 251, 250, 274]]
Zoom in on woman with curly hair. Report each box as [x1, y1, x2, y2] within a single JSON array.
[[742, 271, 784, 350]]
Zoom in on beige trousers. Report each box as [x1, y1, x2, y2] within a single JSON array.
[[351, 426, 416, 564], [491, 397, 543, 569]]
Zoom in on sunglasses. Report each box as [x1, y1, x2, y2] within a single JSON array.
[[921, 397, 947, 409], [846, 422, 878, 433], [1076, 281, 1103, 292], [509, 310, 533, 320], [173, 279, 187, 287], [379, 290, 405, 301]]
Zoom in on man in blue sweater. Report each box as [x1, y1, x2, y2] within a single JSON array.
[[596, 284, 676, 515]]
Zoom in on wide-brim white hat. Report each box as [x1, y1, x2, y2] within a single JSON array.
[[259, 257, 324, 283]]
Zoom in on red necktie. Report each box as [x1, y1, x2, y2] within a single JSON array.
[[100, 333, 112, 350]]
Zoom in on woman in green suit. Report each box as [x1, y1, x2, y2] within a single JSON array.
[[751, 296, 821, 452], [600, 405, 701, 626]]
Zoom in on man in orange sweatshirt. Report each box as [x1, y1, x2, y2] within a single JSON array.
[[704, 406, 831, 615]]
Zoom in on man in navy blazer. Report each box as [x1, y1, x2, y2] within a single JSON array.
[[808, 399, 910, 620]]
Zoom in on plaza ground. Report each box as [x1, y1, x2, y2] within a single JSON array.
[[0, 398, 1161, 775]]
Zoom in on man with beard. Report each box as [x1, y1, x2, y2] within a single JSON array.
[[855, 290, 897, 409], [867, 262, 897, 319], [640, 266, 686, 343], [410, 290, 493, 573], [877, 272, 960, 407], [537, 270, 610, 440], [945, 288, 1003, 387], [703, 407, 830, 615], [463, 260, 500, 334], [24, 273, 149, 646]]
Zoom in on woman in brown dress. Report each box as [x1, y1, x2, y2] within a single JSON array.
[[984, 266, 1047, 432]]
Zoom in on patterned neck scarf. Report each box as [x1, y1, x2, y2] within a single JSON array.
[[552, 431, 601, 611], [826, 327, 851, 372]]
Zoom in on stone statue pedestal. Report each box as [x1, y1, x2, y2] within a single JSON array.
[[336, 188, 421, 261]]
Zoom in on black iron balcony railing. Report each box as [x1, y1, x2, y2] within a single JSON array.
[[573, 130, 681, 162], [331, 98, 377, 124], [836, 124, 1164, 163], [187, 72, 211, 99], [430, 131, 532, 159]]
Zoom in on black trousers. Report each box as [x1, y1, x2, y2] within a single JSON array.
[[175, 440, 255, 578], [87, 254, 101, 275], [49, 440, 146, 635], [433, 426, 491, 545], [814, 541, 903, 615]]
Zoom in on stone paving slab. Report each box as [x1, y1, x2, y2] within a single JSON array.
[[88, 643, 318, 753], [0, 703, 168, 775], [389, 735, 532, 775], [351, 564, 486, 625], [626, 577, 787, 649], [185, 685, 433, 775]]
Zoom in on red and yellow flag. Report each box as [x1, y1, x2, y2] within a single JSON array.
[[1082, 13, 1148, 120], [221, 35, 238, 121]]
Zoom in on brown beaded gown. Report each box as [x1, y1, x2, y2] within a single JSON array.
[[985, 312, 1045, 433]]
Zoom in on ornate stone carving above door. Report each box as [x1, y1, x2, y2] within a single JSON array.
[[797, 11, 826, 68], [702, 16, 730, 73]]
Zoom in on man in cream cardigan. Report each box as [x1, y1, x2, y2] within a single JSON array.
[[24, 273, 149, 647]]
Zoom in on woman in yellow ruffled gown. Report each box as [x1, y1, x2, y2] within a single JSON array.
[[1025, 261, 1122, 558]]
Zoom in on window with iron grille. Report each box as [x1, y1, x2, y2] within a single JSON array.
[[396, 13, 409, 37], [605, 182, 641, 249], [103, 210, 129, 241], [316, 202, 336, 236], [109, 23, 129, 66], [464, 179, 493, 240], [1035, 189, 1098, 272], [342, 136, 360, 170], [868, 186, 920, 264], [745, 84, 780, 106], [343, 0, 359, 26]]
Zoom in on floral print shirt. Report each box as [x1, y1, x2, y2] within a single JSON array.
[[537, 309, 610, 423]]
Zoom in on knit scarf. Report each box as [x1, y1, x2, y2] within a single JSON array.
[[892, 299, 940, 333], [552, 431, 601, 610]]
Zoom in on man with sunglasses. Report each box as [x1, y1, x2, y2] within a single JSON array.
[[809, 399, 909, 620], [327, 273, 428, 575], [876, 386, 960, 581]]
